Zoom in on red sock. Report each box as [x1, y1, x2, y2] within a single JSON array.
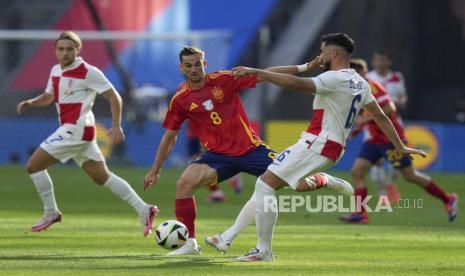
[[354, 187, 368, 213], [175, 197, 196, 238], [209, 184, 219, 192], [425, 181, 449, 203]]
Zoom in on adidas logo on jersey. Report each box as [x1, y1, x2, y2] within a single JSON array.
[[189, 102, 198, 111]]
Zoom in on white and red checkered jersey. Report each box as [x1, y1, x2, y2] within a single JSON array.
[[306, 69, 375, 161], [366, 70, 406, 106], [45, 57, 114, 141]]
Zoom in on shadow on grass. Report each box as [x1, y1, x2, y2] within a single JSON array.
[[0, 253, 231, 269]]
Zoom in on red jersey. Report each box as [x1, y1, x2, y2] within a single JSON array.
[[364, 80, 407, 144], [186, 120, 200, 139], [163, 71, 262, 156]]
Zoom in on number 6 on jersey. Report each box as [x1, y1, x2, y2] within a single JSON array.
[[344, 94, 362, 129]]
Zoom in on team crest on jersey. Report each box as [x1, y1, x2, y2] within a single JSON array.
[[64, 79, 75, 96], [211, 86, 224, 102], [202, 99, 214, 111]]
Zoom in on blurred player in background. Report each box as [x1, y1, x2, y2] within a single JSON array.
[[229, 33, 427, 262], [339, 59, 458, 224], [364, 51, 408, 203], [143, 46, 344, 256], [16, 31, 157, 236], [186, 121, 243, 203]]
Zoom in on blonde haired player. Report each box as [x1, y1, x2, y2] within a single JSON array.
[[16, 31, 158, 235]]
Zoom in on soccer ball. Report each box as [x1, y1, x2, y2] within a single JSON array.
[[155, 220, 189, 250]]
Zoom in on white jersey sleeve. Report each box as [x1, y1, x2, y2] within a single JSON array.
[[363, 87, 376, 105], [86, 66, 114, 94], [44, 66, 57, 94], [311, 71, 338, 95]]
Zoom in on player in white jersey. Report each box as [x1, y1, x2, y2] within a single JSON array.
[[227, 33, 426, 262], [367, 51, 407, 109], [16, 31, 158, 235], [365, 51, 407, 203]]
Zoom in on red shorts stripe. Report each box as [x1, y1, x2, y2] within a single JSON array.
[[82, 126, 96, 141], [320, 139, 344, 161]]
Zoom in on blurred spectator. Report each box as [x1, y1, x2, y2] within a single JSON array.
[[456, 95, 465, 123], [131, 84, 168, 122], [9, 152, 20, 164]]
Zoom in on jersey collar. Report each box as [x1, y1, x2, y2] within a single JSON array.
[[61, 57, 84, 72]]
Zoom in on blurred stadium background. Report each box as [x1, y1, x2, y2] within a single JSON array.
[[0, 0, 464, 172]]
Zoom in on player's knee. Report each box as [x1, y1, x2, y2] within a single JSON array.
[[90, 173, 110, 185], [176, 178, 193, 192], [26, 160, 39, 174], [402, 171, 417, 183]]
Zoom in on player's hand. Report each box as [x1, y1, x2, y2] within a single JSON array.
[[144, 170, 159, 191], [306, 56, 323, 71], [398, 147, 427, 160], [349, 124, 363, 140], [16, 100, 31, 115], [232, 66, 256, 79], [107, 126, 125, 144]]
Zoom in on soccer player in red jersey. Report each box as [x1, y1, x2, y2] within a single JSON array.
[[143, 46, 346, 256], [16, 31, 157, 235], [339, 59, 458, 224], [366, 51, 408, 203]]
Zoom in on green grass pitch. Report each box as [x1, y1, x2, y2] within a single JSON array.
[[0, 165, 464, 275]]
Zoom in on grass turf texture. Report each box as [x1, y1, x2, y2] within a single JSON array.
[[0, 165, 464, 275]]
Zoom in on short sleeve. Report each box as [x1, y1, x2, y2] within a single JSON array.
[[363, 88, 376, 106], [234, 75, 257, 91], [162, 98, 187, 130], [311, 71, 337, 94], [45, 72, 53, 94], [394, 72, 407, 96], [87, 67, 114, 94]]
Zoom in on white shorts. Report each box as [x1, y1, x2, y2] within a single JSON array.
[[40, 124, 105, 167], [268, 136, 336, 189]]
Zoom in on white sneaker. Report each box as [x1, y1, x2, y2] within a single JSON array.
[[167, 238, 201, 256], [235, 248, 274, 262], [205, 234, 231, 253], [319, 172, 354, 196], [31, 211, 62, 232], [139, 205, 159, 237]]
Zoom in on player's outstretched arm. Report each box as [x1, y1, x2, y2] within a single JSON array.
[[144, 129, 178, 191], [102, 89, 125, 144], [255, 56, 323, 83], [363, 100, 426, 159], [16, 93, 54, 115], [232, 66, 317, 94]]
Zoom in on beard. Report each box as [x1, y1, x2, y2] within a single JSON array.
[[322, 60, 331, 72]]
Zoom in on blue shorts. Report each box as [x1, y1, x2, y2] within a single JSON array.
[[192, 145, 277, 183], [358, 142, 412, 168]]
